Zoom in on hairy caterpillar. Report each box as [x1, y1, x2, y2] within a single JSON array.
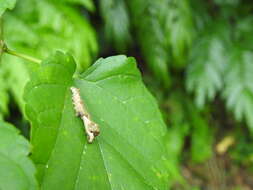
[[70, 87, 100, 143]]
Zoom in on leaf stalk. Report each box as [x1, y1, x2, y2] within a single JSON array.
[[4, 47, 42, 64], [1, 19, 41, 64]]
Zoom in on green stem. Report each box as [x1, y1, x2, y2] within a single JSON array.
[[0, 18, 4, 56], [0, 19, 41, 64], [4, 47, 42, 64]]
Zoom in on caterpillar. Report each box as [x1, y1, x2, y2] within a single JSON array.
[[70, 87, 100, 143]]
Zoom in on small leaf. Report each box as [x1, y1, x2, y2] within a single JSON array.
[[0, 0, 16, 16], [24, 51, 171, 189], [0, 121, 38, 190]]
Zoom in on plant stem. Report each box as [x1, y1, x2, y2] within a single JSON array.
[[0, 18, 4, 57], [4, 47, 42, 64], [0, 19, 41, 64]]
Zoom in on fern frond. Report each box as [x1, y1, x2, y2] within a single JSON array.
[[100, 0, 131, 52], [186, 21, 230, 107], [164, 0, 194, 67], [126, 0, 195, 86], [127, 0, 171, 87], [222, 16, 253, 132], [223, 48, 253, 131]]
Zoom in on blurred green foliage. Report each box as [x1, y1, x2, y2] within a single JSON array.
[[1, 0, 253, 189], [0, 0, 97, 115]]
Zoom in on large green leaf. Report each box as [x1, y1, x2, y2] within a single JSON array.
[[0, 0, 16, 16], [0, 121, 38, 190], [24, 51, 171, 189]]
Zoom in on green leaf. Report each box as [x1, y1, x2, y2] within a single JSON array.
[[0, 121, 38, 190], [186, 21, 230, 107], [0, 0, 16, 16], [24, 51, 171, 189]]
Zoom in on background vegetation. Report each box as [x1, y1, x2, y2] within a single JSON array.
[[1, 0, 253, 189]]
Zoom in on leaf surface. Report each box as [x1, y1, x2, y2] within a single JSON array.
[[24, 51, 170, 189], [0, 121, 38, 190]]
